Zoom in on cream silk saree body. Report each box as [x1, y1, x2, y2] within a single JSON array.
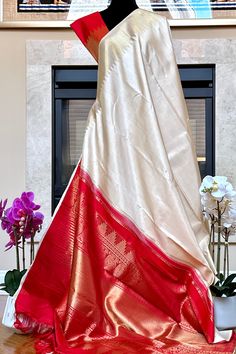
[[14, 9, 236, 353]]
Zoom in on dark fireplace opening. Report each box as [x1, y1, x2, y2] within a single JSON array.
[[52, 64, 215, 212]]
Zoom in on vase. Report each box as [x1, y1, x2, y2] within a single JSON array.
[[213, 296, 236, 330], [2, 295, 16, 329]]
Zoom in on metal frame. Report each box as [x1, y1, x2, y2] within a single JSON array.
[[52, 65, 97, 211], [0, 18, 236, 28], [179, 64, 215, 178]]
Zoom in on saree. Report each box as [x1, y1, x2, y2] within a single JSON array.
[[14, 9, 236, 353]]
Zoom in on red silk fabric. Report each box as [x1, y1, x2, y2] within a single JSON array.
[[70, 12, 109, 61], [15, 165, 236, 353]]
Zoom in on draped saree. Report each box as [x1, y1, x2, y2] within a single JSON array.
[[14, 9, 236, 353]]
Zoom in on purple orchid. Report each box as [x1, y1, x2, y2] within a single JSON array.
[[1, 192, 44, 285], [0, 199, 7, 219], [10, 192, 40, 222], [0, 192, 44, 250], [4, 231, 20, 251]]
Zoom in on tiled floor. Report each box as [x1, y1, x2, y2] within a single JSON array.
[[0, 296, 35, 353]]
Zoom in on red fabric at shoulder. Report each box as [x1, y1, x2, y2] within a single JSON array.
[[70, 12, 109, 61], [70, 12, 101, 47]]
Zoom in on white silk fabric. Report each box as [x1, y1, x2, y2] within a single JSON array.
[[81, 9, 215, 285]]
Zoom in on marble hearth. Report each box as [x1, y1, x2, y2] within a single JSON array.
[[26, 38, 236, 228]]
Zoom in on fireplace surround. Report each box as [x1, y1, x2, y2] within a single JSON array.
[[26, 38, 236, 228]]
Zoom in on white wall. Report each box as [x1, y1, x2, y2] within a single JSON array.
[[0, 29, 73, 270]]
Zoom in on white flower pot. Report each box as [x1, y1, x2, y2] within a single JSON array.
[[214, 296, 236, 330], [2, 295, 16, 329]]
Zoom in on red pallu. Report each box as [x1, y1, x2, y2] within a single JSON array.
[[15, 165, 236, 353]]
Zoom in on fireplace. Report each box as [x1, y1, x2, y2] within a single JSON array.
[[26, 38, 236, 228], [52, 64, 215, 211]]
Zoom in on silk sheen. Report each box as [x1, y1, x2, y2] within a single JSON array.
[[84, 10, 215, 283], [14, 9, 236, 353]]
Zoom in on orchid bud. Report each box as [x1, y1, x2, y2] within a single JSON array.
[[212, 182, 218, 192]]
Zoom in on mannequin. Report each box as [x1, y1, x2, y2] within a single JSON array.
[[100, 0, 139, 30]]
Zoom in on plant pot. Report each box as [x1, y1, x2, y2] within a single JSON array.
[[2, 295, 22, 334], [213, 296, 236, 330], [2, 295, 16, 329]]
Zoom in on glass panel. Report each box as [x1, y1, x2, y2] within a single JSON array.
[[67, 0, 236, 20], [61, 98, 207, 185], [61, 99, 95, 185], [186, 98, 206, 177]]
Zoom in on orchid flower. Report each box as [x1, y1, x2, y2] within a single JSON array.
[[0, 192, 44, 255], [0, 192, 44, 294], [199, 176, 236, 277], [0, 199, 7, 219], [200, 175, 236, 201]]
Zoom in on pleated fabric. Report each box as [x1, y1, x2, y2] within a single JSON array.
[[14, 9, 236, 353]]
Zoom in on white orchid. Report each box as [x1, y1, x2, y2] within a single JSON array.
[[223, 201, 236, 228], [201, 193, 216, 210], [199, 175, 236, 201], [201, 194, 217, 220], [199, 175, 215, 195], [200, 176, 236, 221], [199, 176, 236, 276]]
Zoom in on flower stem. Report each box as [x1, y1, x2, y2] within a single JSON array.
[[210, 221, 215, 263], [22, 236, 26, 270], [30, 233, 35, 264], [14, 228, 20, 271], [216, 201, 221, 275], [223, 231, 229, 278], [227, 242, 229, 278]]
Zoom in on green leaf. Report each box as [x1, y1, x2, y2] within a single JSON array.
[[218, 273, 225, 283], [224, 283, 236, 297], [223, 273, 236, 286], [21, 269, 27, 276], [213, 284, 229, 291], [210, 285, 225, 297], [0, 286, 7, 292], [2, 269, 27, 296], [211, 273, 236, 297]]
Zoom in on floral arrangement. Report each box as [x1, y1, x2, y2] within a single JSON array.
[[200, 176, 236, 297], [0, 192, 44, 296]]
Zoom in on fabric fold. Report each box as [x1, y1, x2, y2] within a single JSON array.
[[14, 8, 236, 353]]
